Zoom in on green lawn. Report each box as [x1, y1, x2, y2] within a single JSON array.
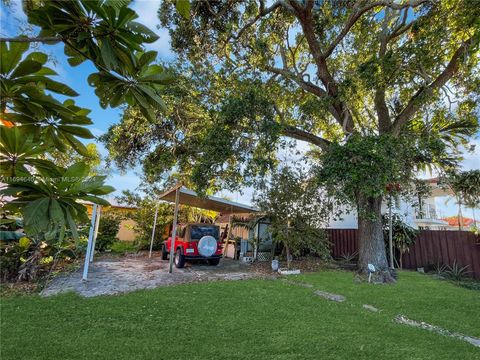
[[1, 271, 479, 360]]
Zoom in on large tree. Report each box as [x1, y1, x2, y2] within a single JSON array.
[[104, 0, 479, 280]]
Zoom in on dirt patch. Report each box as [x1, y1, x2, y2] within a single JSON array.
[[41, 254, 264, 297]]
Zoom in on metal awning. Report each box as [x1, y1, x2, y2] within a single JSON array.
[[158, 185, 260, 214], [414, 218, 449, 226]]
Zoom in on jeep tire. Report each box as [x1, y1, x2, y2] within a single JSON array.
[[161, 244, 168, 260], [174, 248, 185, 268]]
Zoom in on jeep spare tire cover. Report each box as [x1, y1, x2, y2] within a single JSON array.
[[198, 235, 217, 257]]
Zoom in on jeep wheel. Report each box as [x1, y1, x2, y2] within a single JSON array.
[[208, 258, 220, 266], [161, 245, 168, 260], [174, 249, 185, 268]]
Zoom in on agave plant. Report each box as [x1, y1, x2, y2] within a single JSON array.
[[1, 161, 114, 242]]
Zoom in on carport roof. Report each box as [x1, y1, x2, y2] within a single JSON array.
[[158, 184, 260, 214]]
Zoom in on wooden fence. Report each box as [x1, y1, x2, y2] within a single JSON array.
[[327, 229, 480, 279]]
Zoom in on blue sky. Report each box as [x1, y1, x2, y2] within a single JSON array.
[[1, 0, 479, 219]]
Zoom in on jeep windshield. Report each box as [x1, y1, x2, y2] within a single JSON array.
[[190, 225, 219, 240]]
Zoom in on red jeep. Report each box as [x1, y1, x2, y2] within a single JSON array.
[[161, 223, 223, 268]]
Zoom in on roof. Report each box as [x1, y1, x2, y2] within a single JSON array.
[[441, 216, 475, 227], [420, 178, 455, 197], [158, 185, 260, 214]]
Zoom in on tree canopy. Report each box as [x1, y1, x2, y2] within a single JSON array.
[[101, 0, 479, 278], [104, 1, 479, 194]]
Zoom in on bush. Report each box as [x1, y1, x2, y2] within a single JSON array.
[[95, 214, 121, 251], [110, 241, 138, 254], [0, 237, 76, 282]]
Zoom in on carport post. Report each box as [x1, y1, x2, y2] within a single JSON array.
[[83, 204, 98, 280], [168, 188, 180, 273], [90, 205, 101, 262], [149, 203, 159, 258]]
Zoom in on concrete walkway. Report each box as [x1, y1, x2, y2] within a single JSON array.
[[41, 255, 259, 297]]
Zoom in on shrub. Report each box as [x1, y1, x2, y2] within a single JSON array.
[[95, 214, 121, 251], [0, 237, 76, 282], [255, 166, 331, 269]]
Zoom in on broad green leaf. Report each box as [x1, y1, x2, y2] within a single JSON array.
[[140, 72, 175, 85], [126, 21, 159, 43], [89, 185, 115, 195], [67, 56, 86, 67], [100, 38, 118, 70], [58, 125, 95, 139], [63, 133, 90, 156], [0, 41, 29, 75], [63, 162, 90, 180], [25, 52, 48, 65], [23, 198, 50, 235], [10, 60, 43, 78], [175, 0, 190, 19], [80, 195, 111, 206]]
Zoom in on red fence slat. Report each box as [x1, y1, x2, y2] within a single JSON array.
[[327, 229, 480, 279]]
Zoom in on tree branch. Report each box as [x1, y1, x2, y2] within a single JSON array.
[[391, 35, 479, 135], [234, 1, 284, 40], [293, 3, 355, 133], [323, 0, 430, 59], [0, 36, 60, 43], [281, 125, 331, 150]]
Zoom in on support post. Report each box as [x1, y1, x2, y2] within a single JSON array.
[[90, 205, 101, 262], [83, 204, 98, 281], [149, 203, 159, 258], [168, 188, 180, 273], [388, 195, 394, 269]]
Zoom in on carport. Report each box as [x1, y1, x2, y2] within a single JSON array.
[[81, 184, 259, 280], [151, 184, 260, 273]]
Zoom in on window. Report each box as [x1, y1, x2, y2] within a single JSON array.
[[190, 225, 219, 240]]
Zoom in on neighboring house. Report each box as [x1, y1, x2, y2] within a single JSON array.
[[327, 178, 452, 230], [441, 216, 476, 231], [82, 200, 138, 241]]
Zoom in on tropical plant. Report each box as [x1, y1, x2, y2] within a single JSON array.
[[340, 251, 358, 264], [0, 0, 175, 260], [445, 260, 471, 282], [445, 170, 480, 230], [1, 162, 114, 242], [382, 213, 418, 268], [15, 0, 174, 119]]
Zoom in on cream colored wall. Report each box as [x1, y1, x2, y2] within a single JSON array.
[[116, 219, 137, 242]]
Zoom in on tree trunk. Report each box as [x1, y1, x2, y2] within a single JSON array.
[[285, 244, 292, 270], [357, 195, 395, 282]]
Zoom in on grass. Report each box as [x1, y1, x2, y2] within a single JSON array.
[[109, 241, 138, 254], [1, 270, 479, 360]]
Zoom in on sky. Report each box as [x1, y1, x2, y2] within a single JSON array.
[[1, 0, 479, 219]]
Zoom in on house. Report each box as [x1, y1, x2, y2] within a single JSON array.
[[82, 201, 138, 241], [441, 216, 477, 230], [327, 178, 452, 230]]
